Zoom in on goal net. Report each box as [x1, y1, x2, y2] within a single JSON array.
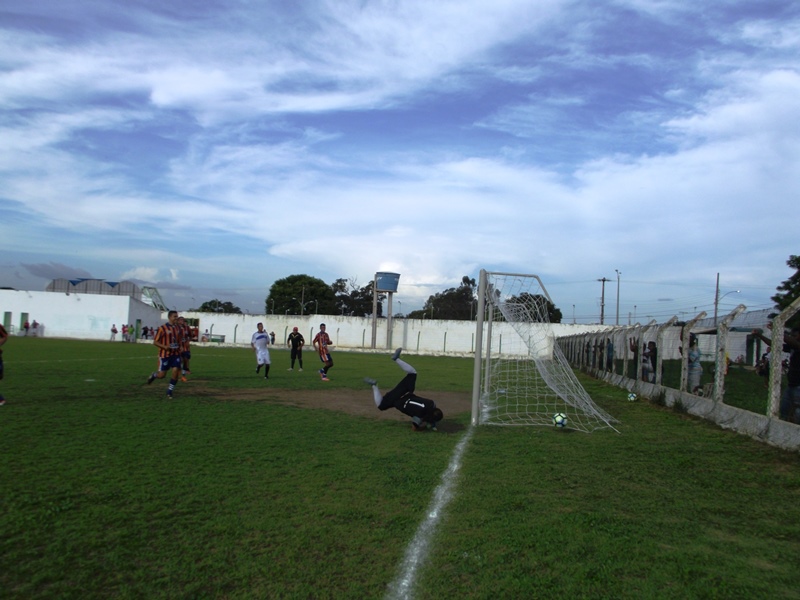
[[471, 270, 619, 433]]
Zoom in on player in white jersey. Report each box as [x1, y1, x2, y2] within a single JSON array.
[[251, 322, 272, 379]]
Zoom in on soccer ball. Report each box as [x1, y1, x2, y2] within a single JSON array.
[[627, 393, 638, 402], [552, 413, 567, 428]]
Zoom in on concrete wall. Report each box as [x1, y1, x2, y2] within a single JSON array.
[[0, 289, 611, 351], [183, 310, 612, 355], [0, 289, 164, 341]]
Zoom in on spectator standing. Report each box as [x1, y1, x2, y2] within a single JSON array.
[[287, 326, 305, 371], [23, 320, 29, 336], [687, 335, 703, 394], [752, 325, 800, 422], [110, 324, 118, 341]]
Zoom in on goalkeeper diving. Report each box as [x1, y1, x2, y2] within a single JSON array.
[[364, 348, 444, 431]]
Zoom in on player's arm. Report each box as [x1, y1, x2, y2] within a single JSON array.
[[0, 325, 8, 346]]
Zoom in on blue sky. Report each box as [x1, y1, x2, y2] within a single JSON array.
[[1, 0, 797, 322]]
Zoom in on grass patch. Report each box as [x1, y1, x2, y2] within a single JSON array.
[[1, 339, 799, 599]]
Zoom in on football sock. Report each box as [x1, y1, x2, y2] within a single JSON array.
[[372, 385, 382, 407], [256, 364, 261, 373], [264, 365, 270, 378], [395, 358, 416, 375], [168, 379, 177, 395]]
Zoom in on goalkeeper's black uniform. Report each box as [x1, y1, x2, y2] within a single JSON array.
[[378, 372, 438, 420], [366, 349, 443, 429]]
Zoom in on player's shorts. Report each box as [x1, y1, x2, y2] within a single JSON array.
[[256, 348, 271, 365], [319, 351, 332, 364], [159, 355, 182, 372]]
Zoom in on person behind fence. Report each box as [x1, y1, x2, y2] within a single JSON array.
[[363, 348, 444, 432], [687, 334, 703, 394], [752, 324, 800, 422], [641, 341, 653, 382]]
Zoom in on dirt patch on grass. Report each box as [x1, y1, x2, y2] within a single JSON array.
[[191, 383, 472, 432]]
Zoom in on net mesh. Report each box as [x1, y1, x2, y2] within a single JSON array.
[[477, 272, 619, 432]]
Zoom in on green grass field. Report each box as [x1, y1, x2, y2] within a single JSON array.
[[1, 338, 799, 599]]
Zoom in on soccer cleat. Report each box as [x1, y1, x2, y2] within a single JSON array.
[[392, 348, 403, 361], [288, 368, 293, 371], [166, 393, 173, 399], [299, 368, 303, 372], [322, 377, 329, 381], [264, 375, 269, 379], [181, 376, 188, 382], [0, 399, 5, 406], [364, 377, 377, 386], [411, 422, 424, 432], [146, 374, 155, 385]]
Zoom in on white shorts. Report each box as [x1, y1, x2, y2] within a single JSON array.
[[256, 348, 271, 365]]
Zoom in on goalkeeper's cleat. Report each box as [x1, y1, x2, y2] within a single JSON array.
[[392, 348, 403, 361], [364, 377, 377, 386]]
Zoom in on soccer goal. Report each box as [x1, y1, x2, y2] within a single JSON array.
[[471, 270, 619, 433]]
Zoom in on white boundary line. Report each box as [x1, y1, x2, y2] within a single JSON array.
[[385, 426, 475, 600]]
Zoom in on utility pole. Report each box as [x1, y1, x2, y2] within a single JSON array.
[[598, 277, 610, 324], [614, 269, 621, 326]]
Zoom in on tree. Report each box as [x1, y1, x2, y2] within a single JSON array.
[[266, 274, 337, 316], [505, 293, 563, 323], [332, 278, 384, 317], [194, 299, 242, 314], [407, 276, 477, 320], [771, 254, 800, 327]]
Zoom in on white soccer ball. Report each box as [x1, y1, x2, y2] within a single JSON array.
[[627, 393, 638, 402], [552, 413, 567, 428]]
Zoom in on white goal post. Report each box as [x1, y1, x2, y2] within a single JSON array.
[[471, 270, 619, 433]]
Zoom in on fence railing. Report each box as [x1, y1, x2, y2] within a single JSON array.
[[559, 298, 800, 425]]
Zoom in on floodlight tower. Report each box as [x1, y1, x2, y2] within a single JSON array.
[[371, 272, 400, 349]]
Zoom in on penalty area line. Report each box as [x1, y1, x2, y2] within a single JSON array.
[[385, 426, 474, 600]]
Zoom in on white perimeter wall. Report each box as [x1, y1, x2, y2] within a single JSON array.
[[181, 311, 610, 355], [0, 289, 609, 352]]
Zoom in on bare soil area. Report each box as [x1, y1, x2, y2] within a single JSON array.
[[191, 384, 472, 433]]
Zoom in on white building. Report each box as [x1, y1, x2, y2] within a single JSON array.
[[0, 287, 164, 341]]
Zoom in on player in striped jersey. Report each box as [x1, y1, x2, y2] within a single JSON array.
[[146, 310, 183, 398]]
